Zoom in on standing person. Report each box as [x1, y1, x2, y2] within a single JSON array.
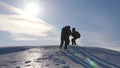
[[71, 28, 81, 45], [60, 26, 71, 49]]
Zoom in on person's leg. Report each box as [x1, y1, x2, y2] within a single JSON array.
[[64, 38, 70, 49], [60, 38, 64, 49], [64, 40, 67, 49], [68, 38, 70, 45], [74, 39, 76, 45], [72, 38, 76, 45], [74, 38, 77, 45], [71, 38, 74, 45]]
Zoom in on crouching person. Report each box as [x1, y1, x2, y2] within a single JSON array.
[[71, 28, 81, 45]]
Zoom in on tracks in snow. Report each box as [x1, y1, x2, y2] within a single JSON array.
[[68, 46, 120, 68], [61, 49, 91, 68]]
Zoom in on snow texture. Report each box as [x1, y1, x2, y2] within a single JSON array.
[[0, 45, 119, 68]]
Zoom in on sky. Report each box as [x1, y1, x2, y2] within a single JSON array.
[[0, 0, 120, 51]]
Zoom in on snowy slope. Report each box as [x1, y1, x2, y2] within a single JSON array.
[[0, 45, 120, 68]]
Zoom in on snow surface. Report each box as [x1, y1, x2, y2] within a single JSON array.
[[0, 45, 120, 68]]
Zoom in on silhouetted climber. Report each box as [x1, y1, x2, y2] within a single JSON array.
[[71, 28, 80, 45], [60, 26, 71, 49]]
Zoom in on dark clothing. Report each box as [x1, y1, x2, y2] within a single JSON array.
[[72, 31, 80, 38], [60, 37, 70, 49], [61, 27, 71, 38], [60, 26, 71, 49], [71, 37, 77, 45], [71, 31, 79, 45]]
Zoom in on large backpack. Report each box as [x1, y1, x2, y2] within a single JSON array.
[[75, 31, 81, 38]]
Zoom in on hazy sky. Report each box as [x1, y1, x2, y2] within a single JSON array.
[[0, 0, 120, 51]]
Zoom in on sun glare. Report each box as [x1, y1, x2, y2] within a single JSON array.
[[25, 2, 39, 15]]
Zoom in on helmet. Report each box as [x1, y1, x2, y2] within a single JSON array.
[[72, 28, 76, 31]]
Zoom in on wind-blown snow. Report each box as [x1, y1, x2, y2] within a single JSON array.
[[0, 45, 119, 68]]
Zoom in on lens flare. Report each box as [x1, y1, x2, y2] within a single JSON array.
[[87, 58, 98, 68]]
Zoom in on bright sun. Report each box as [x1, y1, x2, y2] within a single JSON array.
[[25, 2, 39, 15]]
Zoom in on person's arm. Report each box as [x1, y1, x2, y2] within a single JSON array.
[[68, 29, 72, 36]]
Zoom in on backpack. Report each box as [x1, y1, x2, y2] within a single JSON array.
[[75, 31, 81, 38]]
